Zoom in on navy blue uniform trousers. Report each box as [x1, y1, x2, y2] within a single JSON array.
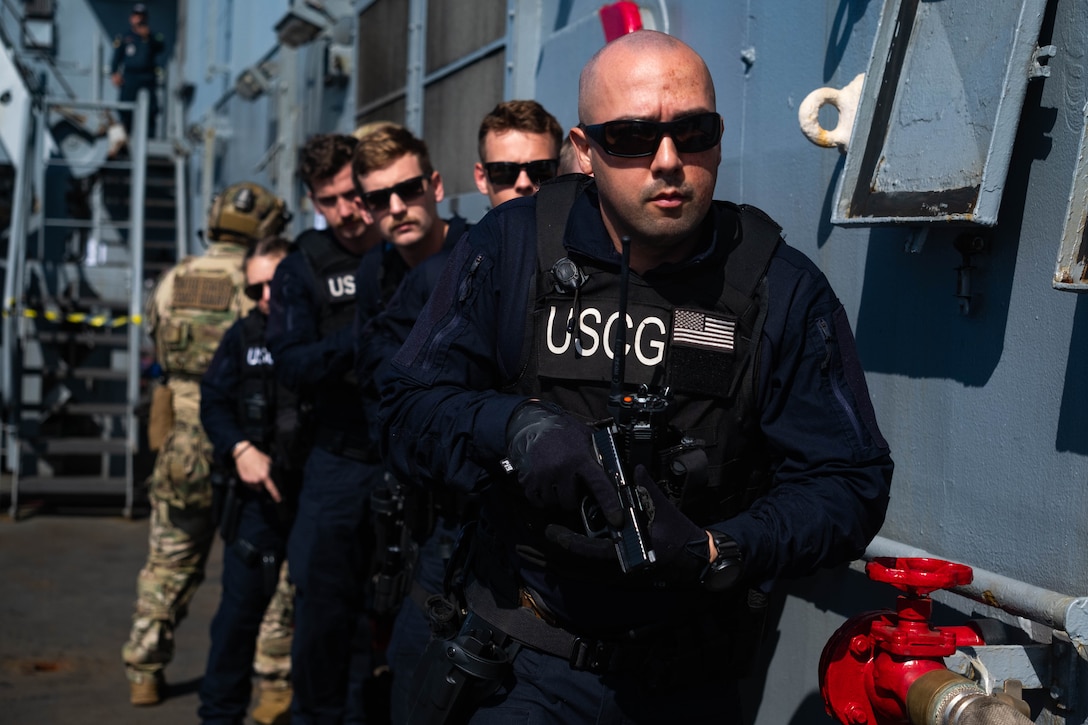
[[289, 445, 384, 724], [386, 516, 460, 724], [198, 488, 291, 724], [120, 72, 158, 135]]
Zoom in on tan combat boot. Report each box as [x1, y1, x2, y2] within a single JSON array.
[[251, 686, 292, 725], [128, 671, 164, 706]]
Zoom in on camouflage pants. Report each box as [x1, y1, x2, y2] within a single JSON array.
[[123, 418, 298, 688], [122, 420, 216, 681], [253, 561, 295, 690]]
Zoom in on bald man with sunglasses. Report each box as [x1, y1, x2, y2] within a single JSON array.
[[379, 31, 891, 724]]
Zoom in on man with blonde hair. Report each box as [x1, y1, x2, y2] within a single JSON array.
[[350, 124, 471, 723]]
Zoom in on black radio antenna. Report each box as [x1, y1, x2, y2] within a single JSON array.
[[609, 235, 632, 415]]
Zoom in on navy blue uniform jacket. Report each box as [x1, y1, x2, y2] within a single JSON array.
[[200, 315, 254, 466], [379, 188, 892, 625], [353, 217, 469, 421], [110, 31, 165, 79]]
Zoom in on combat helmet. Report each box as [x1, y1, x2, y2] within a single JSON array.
[[206, 182, 290, 244]]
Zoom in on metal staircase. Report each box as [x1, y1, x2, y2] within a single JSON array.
[[1, 83, 183, 519]]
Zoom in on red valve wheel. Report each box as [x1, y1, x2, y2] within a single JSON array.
[[865, 557, 972, 596]]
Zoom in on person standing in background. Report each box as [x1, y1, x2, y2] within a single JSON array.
[[110, 2, 165, 138]]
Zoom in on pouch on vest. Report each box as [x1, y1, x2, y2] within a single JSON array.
[[147, 383, 173, 451]]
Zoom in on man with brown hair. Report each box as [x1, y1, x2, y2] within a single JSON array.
[[265, 133, 384, 723], [474, 99, 563, 209]]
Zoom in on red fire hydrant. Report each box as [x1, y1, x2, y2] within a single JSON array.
[[819, 557, 983, 725]]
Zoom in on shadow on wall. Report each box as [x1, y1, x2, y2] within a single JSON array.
[[1056, 294, 1088, 454], [741, 566, 890, 724], [788, 693, 837, 725], [849, 63, 1059, 389], [851, 225, 1012, 388]]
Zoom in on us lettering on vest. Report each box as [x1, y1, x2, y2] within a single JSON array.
[[246, 346, 273, 367], [326, 273, 356, 298]]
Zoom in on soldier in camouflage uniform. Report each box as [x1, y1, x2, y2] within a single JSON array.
[[252, 563, 295, 722], [122, 182, 290, 707]]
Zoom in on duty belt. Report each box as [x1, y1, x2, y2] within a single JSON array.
[[464, 578, 652, 674]]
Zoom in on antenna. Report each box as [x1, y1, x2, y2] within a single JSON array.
[[609, 235, 632, 414]]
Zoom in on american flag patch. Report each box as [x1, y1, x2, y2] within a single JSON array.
[[671, 309, 735, 351]]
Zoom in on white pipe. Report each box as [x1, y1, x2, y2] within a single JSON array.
[[863, 535, 1088, 649]]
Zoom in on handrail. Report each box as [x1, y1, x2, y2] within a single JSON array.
[[124, 89, 150, 517], [0, 84, 35, 477]]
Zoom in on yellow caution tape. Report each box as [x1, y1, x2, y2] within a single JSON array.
[[1, 304, 143, 327]]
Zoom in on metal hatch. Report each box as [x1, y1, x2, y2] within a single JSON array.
[[831, 0, 1052, 226]]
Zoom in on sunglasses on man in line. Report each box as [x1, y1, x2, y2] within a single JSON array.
[[580, 112, 722, 158], [244, 281, 271, 302], [360, 176, 428, 212], [483, 160, 559, 187]]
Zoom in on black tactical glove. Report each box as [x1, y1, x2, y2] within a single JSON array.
[[636, 465, 707, 568], [505, 401, 623, 525], [543, 463, 705, 567], [638, 468, 744, 590], [546, 465, 743, 587]]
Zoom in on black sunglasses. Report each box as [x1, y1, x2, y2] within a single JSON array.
[[360, 175, 427, 211], [580, 112, 722, 158], [244, 281, 270, 301], [484, 159, 559, 187]]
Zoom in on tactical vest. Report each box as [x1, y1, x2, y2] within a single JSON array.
[[156, 246, 246, 378], [237, 312, 276, 447], [297, 228, 361, 337], [237, 311, 309, 481], [512, 176, 781, 526]]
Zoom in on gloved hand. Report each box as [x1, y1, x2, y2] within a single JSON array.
[[505, 401, 622, 526], [636, 465, 711, 577], [545, 464, 713, 576]]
